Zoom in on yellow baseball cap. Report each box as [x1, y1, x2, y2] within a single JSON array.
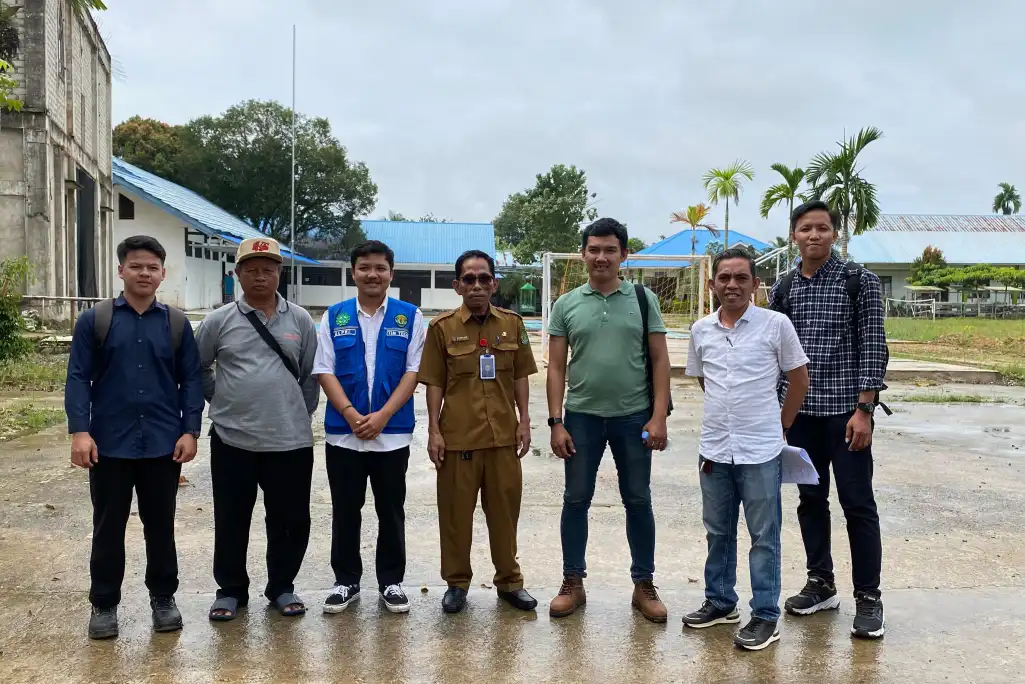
[[236, 237, 283, 265]]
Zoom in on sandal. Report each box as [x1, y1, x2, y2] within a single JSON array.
[[272, 592, 306, 617], [208, 596, 243, 621]]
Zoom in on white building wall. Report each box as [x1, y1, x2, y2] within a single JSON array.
[[113, 189, 225, 310]]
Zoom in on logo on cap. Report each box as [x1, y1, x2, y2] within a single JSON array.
[[335, 312, 350, 326], [394, 313, 408, 328], [253, 241, 270, 252]]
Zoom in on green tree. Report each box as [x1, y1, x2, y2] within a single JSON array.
[[703, 160, 754, 249], [418, 213, 449, 223], [382, 211, 408, 221], [0, 58, 19, 113], [171, 100, 377, 245], [705, 239, 724, 256], [992, 182, 1022, 215], [493, 164, 598, 264], [627, 237, 647, 253], [909, 245, 947, 284], [113, 116, 184, 180], [669, 203, 718, 256], [760, 163, 807, 263], [806, 126, 883, 259], [70, 0, 107, 12], [0, 257, 32, 361], [1, 3, 21, 62]]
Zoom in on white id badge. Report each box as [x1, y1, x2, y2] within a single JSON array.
[[480, 354, 497, 380]]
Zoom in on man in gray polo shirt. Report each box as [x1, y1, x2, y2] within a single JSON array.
[[546, 218, 671, 622], [195, 237, 319, 622]]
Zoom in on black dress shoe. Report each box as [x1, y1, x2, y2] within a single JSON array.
[[442, 587, 467, 613], [151, 595, 184, 632], [88, 605, 119, 640], [497, 588, 538, 611]]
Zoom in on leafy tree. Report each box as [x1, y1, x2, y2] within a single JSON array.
[[806, 126, 883, 259], [627, 237, 647, 253], [0, 58, 18, 113], [669, 203, 718, 255], [760, 163, 807, 263], [705, 239, 724, 256], [117, 100, 378, 247], [992, 182, 1022, 215], [493, 164, 598, 264], [381, 211, 408, 221], [703, 160, 754, 249], [0, 3, 20, 62], [70, 0, 107, 12], [0, 257, 32, 361], [113, 116, 184, 180], [418, 213, 449, 223], [909, 245, 947, 284]]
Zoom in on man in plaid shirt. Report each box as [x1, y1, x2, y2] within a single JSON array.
[[770, 200, 888, 639]]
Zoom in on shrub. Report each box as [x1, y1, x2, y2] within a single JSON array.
[[0, 257, 33, 361]]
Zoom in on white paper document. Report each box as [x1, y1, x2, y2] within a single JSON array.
[[781, 446, 819, 485]]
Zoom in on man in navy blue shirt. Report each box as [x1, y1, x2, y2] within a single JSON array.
[[65, 235, 204, 640]]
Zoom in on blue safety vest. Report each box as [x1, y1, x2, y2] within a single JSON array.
[[324, 298, 416, 435]]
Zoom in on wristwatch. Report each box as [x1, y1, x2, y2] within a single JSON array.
[[856, 402, 876, 415], [187, 431, 201, 439], [547, 417, 563, 427]]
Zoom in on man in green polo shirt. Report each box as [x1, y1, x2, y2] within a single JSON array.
[[546, 218, 671, 622]]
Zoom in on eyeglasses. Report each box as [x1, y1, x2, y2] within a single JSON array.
[[460, 273, 494, 287]]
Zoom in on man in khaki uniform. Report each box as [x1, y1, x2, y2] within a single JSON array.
[[418, 249, 538, 614]]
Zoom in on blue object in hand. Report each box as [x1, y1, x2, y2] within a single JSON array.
[[641, 431, 649, 442]]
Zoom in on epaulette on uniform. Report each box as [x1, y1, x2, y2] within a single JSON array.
[[429, 308, 459, 327]]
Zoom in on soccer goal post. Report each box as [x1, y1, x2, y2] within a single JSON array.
[[540, 252, 713, 362]]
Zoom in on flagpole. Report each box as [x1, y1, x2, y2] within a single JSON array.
[[289, 24, 297, 301]]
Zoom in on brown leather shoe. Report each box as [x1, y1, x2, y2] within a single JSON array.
[[632, 580, 667, 623], [549, 576, 586, 618]]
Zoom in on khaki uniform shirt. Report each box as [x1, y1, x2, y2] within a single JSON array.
[[418, 304, 537, 451]]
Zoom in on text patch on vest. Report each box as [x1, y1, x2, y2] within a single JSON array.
[[333, 327, 358, 338], [385, 328, 409, 339]]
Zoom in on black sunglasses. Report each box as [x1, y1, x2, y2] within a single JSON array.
[[459, 273, 494, 286]]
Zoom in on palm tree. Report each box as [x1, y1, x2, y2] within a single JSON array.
[[993, 182, 1022, 215], [703, 160, 754, 249], [670, 204, 718, 317], [669, 203, 718, 255], [760, 163, 807, 264], [806, 126, 883, 259]]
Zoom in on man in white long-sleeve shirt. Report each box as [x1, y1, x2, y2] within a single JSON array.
[[313, 241, 426, 615]]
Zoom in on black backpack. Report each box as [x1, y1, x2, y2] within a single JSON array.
[[89, 298, 188, 382], [770, 262, 891, 415], [635, 284, 673, 416]]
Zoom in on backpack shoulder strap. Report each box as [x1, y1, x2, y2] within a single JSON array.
[[635, 284, 650, 341], [772, 269, 798, 313], [90, 299, 115, 382], [166, 306, 187, 355], [843, 261, 865, 305]]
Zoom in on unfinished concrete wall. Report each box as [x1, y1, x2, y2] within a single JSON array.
[[2, 0, 112, 318]]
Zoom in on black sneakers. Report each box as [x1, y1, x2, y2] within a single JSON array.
[[380, 584, 411, 614], [784, 577, 841, 615], [323, 583, 360, 614], [682, 600, 741, 629], [852, 592, 885, 639], [733, 617, 780, 651], [88, 605, 118, 640], [150, 595, 183, 633]]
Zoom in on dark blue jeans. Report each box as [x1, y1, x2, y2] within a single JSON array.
[[561, 409, 655, 582], [699, 455, 782, 621]]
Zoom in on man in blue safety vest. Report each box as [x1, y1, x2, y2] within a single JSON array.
[[314, 240, 426, 615]]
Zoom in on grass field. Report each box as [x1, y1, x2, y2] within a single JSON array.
[[885, 318, 1025, 383], [0, 354, 69, 392], [0, 403, 65, 441]]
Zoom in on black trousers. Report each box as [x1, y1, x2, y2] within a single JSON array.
[[210, 429, 314, 603], [326, 443, 409, 591], [89, 455, 182, 609], [787, 412, 882, 598]]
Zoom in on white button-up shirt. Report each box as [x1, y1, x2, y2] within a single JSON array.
[[686, 304, 809, 465], [313, 300, 426, 452]]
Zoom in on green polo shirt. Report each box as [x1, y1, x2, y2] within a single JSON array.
[[549, 280, 666, 417]]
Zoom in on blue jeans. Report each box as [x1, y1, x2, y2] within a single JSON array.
[[561, 409, 655, 582], [699, 455, 782, 621]]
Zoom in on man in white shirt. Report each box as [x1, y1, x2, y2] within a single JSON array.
[[683, 248, 810, 651], [313, 241, 426, 615]]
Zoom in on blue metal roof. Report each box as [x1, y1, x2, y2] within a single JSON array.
[[359, 220, 496, 265], [848, 231, 1025, 265], [870, 214, 1025, 233], [112, 158, 318, 265], [625, 228, 770, 268]]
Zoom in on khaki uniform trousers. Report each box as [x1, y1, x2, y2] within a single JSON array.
[[437, 446, 523, 591]]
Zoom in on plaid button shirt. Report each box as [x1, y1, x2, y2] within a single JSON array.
[[771, 255, 888, 416]]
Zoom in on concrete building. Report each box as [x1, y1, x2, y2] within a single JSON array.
[[848, 214, 1025, 302], [296, 220, 496, 312], [0, 0, 114, 319], [112, 158, 315, 310]]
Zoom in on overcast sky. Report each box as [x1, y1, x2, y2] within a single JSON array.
[[98, 0, 1025, 246]]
